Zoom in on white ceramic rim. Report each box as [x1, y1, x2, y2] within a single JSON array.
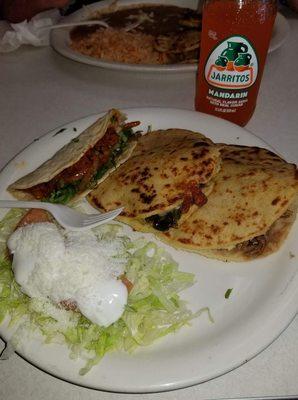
[[0, 108, 297, 393]]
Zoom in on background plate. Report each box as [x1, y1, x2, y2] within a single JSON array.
[[0, 108, 297, 393], [51, 0, 289, 73]]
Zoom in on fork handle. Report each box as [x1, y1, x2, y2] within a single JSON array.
[[45, 20, 109, 30], [0, 200, 48, 211]]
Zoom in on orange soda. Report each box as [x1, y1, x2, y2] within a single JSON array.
[[195, 0, 277, 126]]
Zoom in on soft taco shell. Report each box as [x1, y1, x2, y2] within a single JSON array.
[[122, 145, 298, 261], [88, 129, 221, 219], [7, 109, 137, 203], [196, 197, 298, 261]]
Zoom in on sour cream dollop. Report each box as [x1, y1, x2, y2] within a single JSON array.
[[7, 222, 128, 327]]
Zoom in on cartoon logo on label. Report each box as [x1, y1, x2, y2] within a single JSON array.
[[205, 36, 258, 89]]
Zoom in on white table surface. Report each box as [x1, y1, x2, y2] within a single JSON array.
[[0, 7, 297, 400]]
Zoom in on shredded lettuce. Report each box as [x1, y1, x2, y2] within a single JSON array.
[[0, 209, 25, 255], [0, 210, 198, 375], [48, 183, 78, 204]]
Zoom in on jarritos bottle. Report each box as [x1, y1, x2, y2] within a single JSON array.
[[195, 0, 277, 126]]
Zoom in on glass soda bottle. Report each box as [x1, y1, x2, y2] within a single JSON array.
[[195, 0, 277, 126]]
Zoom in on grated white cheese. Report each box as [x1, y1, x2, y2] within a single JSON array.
[[7, 223, 128, 327]]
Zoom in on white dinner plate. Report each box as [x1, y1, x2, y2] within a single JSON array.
[[51, 0, 290, 73], [0, 108, 297, 393]]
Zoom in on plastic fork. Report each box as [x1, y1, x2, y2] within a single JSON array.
[[44, 20, 109, 31], [0, 200, 123, 231]]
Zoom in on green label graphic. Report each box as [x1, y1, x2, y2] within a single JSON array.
[[205, 36, 258, 90]]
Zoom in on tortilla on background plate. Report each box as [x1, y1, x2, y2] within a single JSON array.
[[7, 109, 139, 204], [88, 128, 222, 230], [125, 144, 298, 261]]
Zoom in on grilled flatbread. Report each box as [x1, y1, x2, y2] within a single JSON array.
[[88, 129, 222, 229], [116, 145, 298, 261], [8, 109, 139, 204]]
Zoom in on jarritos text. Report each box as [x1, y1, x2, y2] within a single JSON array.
[[205, 36, 258, 90]]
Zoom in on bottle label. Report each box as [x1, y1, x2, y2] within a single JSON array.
[[205, 35, 258, 90]]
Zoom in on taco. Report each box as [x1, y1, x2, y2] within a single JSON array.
[[125, 145, 298, 261], [8, 109, 139, 204], [88, 128, 222, 231]]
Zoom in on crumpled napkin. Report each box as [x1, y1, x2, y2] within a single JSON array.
[[0, 9, 61, 53]]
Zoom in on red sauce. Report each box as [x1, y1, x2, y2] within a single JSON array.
[[26, 127, 119, 200], [180, 181, 207, 213], [16, 209, 51, 229]]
